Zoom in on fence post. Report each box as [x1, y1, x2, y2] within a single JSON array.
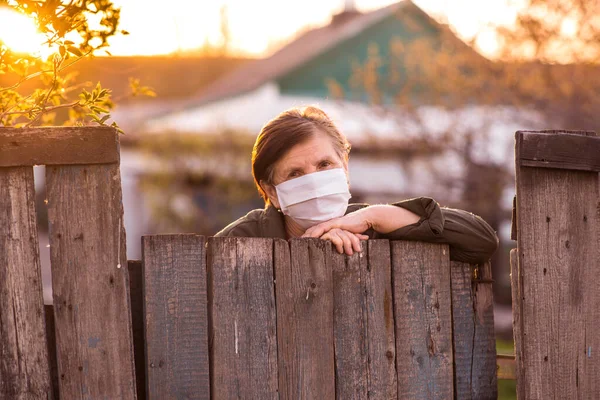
[[44, 127, 136, 399], [514, 130, 600, 398]]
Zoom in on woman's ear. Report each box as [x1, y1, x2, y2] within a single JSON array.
[[260, 180, 281, 209]]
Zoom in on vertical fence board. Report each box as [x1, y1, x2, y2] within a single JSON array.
[[450, 261, 497, 400], [391, 241, 453, 400], [332, 246, 368, 400], [365, 240, 398, 399], [518, 168, 599, 396], [0, 167, 51, 399], [515, 134, 599, 399], [46, 164, 136, 399], [207, 237, 278, 399], [143, 235, 209, 400], [332, 240, 397, 400], [274, 238, 335, 400], [128, 260, 146, 400]]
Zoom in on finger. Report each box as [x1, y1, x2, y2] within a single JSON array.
[[337, 230, 354, 256], [303, 219, 342, 238], [356, 234, 369, 240], [302, 222, 330, 238], [322, 231, 344, 254], [349, 232, 361, 253]]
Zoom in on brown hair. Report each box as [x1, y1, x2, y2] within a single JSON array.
[[252, 106, 351, 203]]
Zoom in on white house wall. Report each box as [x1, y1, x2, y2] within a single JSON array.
[[140, 86, 542, 218]]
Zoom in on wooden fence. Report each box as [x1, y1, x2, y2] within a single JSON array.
[[0, 127, 499, 399], [511, 130, 600, 398]]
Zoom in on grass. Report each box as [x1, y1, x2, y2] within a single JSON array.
[[497, 339, 517, 400]]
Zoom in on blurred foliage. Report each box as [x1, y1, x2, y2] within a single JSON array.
[[345, 0, 600, 145], [0, 0, 154, 128], [493, 0, 600, 129], [133, 130, 262, 235]]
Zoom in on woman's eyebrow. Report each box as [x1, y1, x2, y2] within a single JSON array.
[[282, 165, 303, 175], [314, 157, 335, 164]]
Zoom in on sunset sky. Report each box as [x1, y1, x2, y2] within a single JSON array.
[[0, 0, 524, 58]]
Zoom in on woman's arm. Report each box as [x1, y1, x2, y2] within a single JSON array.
[[374, 197, 499, 264], [303, 197, 499, 264]]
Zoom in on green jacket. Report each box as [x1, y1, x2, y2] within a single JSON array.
[[215, 197, 498, 264]]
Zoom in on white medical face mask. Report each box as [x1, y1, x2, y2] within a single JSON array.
[[275, 168, 351, 229]]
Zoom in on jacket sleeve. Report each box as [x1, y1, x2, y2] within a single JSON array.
[[377, 197, 499, 264]]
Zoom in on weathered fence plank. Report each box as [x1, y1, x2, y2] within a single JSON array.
[[46, 164, 136, 399], [391, 241, 454, 400], [450, 261, 497, 400], [275, 238, 335, 400], [128, 260, 146, 400], [207, 237, 278, 399], [0, 126, 120, 167], [332, 245, 368, 399], [517, 130, 600, 172], [332, 240, 397, 400], [0, 167, 51, 399], [514, 130, 600, 399], [143, 235, 210, 400], [364, 240, 399, 399]]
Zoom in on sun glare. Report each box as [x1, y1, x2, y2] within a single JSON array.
[[0, 7, 49, 56]]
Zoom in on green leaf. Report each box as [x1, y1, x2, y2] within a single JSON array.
[[86, 113, 101, 122], [91, 106, 109, 114], [99, 115, 110, 124], [67, 46, 83, 57]]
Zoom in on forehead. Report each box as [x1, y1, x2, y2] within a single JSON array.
[[276, 132, 340, 170]]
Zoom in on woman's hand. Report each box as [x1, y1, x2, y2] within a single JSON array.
[[318, 228, 369, 255], [302, 205, 421, 240], [302, 207, 375, 239]]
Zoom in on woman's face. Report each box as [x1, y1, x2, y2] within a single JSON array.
[[262, 130, 348, 208]]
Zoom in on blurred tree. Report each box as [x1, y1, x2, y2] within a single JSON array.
[[134, 130, 261, 235], [493, 0, 600, 129], [0, 0, 154, 128], [337, 0, 600, 303]]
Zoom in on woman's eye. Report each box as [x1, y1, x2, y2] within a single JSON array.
[[289, 171, 300, 178], [319, 161, 332, 168]]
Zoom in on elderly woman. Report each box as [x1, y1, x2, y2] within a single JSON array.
[[216, 106, 498, 263]]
